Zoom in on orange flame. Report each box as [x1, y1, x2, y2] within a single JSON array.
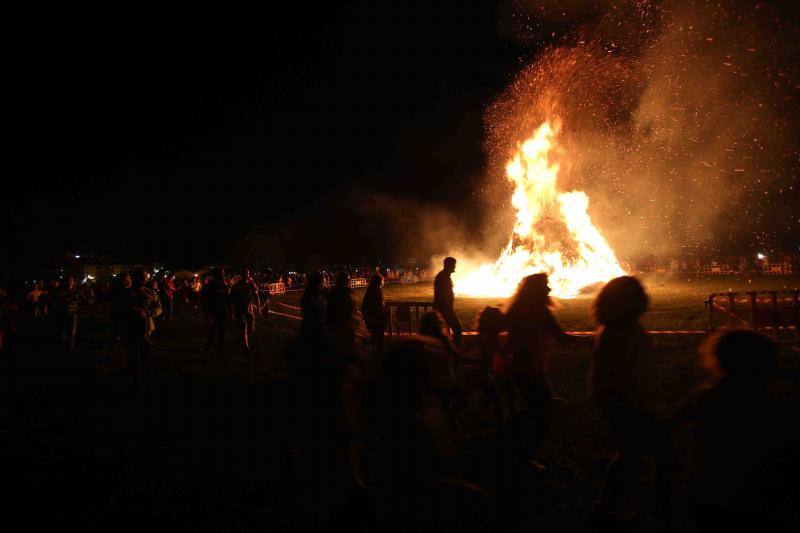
[[453, 120, 624, 298]]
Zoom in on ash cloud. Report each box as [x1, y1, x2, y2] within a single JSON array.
[[480, 0, 800, 262]]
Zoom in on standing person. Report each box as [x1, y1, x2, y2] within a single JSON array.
[[230, 268, 260, 353], [434, 256, 462, 347], [191, 275, 202, 308], [159, 274, 176, 322], [589, 276, 676, 526], [47, 278, 61, 317], [360, 273, 386, 353], [122, 269, 161, 392], [110, 272, 133, 342], [300, 271, 327, 340], [503, 273, 583, 470], [27, 282, 46, 320], [58, 276, 97, 353], [201, 268, 230, 358], [326, 271, 356, 328]]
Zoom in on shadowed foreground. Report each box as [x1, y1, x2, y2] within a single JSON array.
[[2, 283, 799, 531]]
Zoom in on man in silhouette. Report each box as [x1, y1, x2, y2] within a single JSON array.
[[434, 257, 462, 347], [201, 268, 230, 358], [122, 269, 161, 391], [230, 268, 260, 353]]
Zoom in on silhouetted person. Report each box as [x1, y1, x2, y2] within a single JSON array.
[[589, 276, 676, 527], [371, 339, 491, 529], [110, 272, 132, 342], [678, 330, 790, 531], [434, 256, 462, 346], [360, 273, 386, 353], [26, 282, 46, 320], [230, 268, 260, 353], [327, 272, 356, 328], [57, 276, 98, 352], [201, 268, 229, 358], [121, 269, 161, 392], [159, 274, 176, 322], [460, 307, 507, 438], [300, 271, 327, 341], [47, 278, 61, 316], [418, 310, 462, 398], [503, 273, 583, 470]]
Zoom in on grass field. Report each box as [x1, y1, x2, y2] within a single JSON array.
[[1, 275, 798, 530], [277, 274, 800, 332]]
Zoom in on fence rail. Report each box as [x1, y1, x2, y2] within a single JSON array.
[[706, 290, 799, 341]]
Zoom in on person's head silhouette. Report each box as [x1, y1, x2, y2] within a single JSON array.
[[443, 257, 456, 274], [701, 329, 777, 387], [592, 276, 649, 327]]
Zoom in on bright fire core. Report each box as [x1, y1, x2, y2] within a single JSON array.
[[453, 121, 625, 299]]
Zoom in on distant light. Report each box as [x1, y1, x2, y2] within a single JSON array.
[[74, 254, 80, 259], [757, 253, 765, 259]]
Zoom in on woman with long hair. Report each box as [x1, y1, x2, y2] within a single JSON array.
[[589, 276, 676, 526], [503, 273, 582, 469]]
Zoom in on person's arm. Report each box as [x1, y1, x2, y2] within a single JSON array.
[[149, 290, 163, 318], [543, 309, 591, 347], [253, 282, 261, 314]]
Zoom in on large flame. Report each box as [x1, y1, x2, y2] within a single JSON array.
[[454, 121, 625, 298]]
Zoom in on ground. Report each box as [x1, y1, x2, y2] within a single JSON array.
[[1, 276, 798, 530]]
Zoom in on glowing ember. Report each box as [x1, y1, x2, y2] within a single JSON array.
[[453, 120, 625, 299]]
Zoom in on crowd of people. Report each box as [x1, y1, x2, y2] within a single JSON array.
[[284, 257, 794, 530], [0, 257, 794, 530]]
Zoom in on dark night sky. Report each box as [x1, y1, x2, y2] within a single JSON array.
[[6, 2, 533, 269], [6, 1, 800, 271]]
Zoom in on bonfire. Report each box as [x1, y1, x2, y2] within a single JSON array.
[[454, 120, 625, 299]]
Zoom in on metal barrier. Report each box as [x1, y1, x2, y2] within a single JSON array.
[[268, 282, 286, 295], [350, 277, 367, 288], [763, 262, 793, 275], [401, 273, 417, 284], [386, 301, 436, 335], [706, 290, 799, 340], [701, 264, 732, 275]]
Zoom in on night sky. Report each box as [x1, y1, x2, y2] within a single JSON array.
[[6, 2, 532, 269], [6, 1, 800, 271]]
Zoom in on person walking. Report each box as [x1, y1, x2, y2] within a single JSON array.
[[230, 268, 260, 353], [121, 269, 162, 392], [201, 268, 230, 358], [58, 276, 99, 353], [434, 256, 462, 347], [503, 273, 584, 470], [589, 276, 676, 527]]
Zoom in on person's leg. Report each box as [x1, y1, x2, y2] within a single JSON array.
[[595, 404, 647, 514], [523, 378, 552, 464], [204, 317, 216, 356], [139, 337, 151, 390], [247, 307, 256, 333], [68, 314, 78, 352], [239, 312, 250, 352], [445, 310, 462, 347], [122, 334, 139, 386], [215, 318, 226, 357]]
